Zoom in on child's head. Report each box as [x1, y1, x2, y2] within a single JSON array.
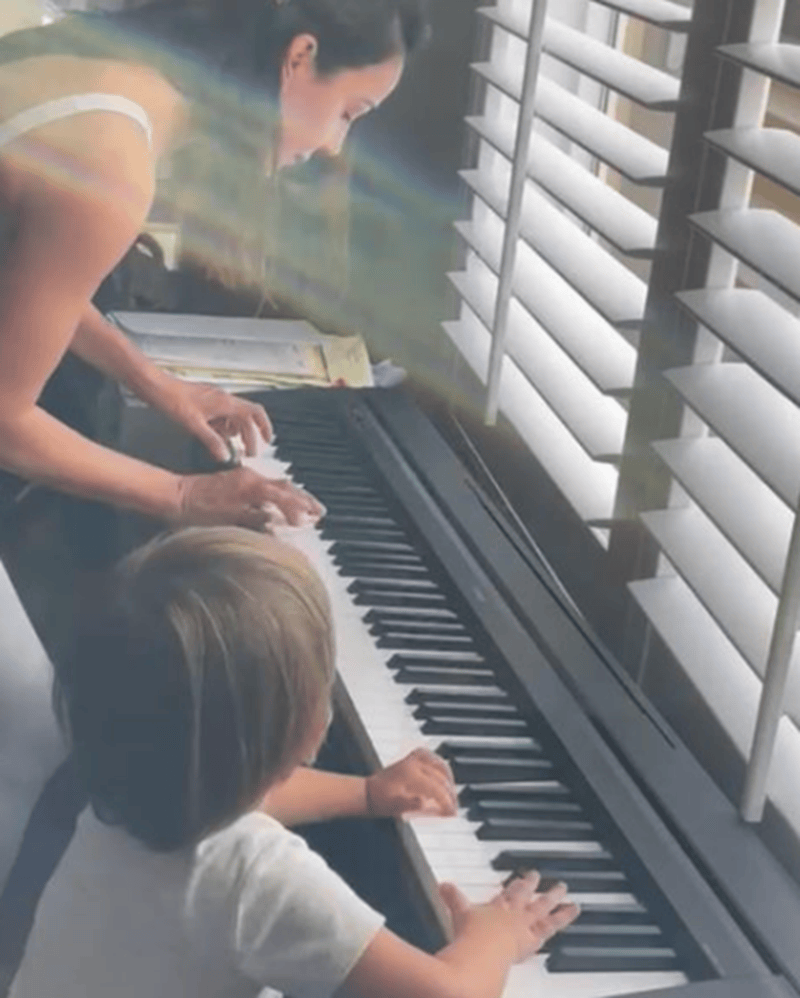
[[56, 527, 334, 852]]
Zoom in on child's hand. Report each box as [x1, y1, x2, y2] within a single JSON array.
[[440, 871, 580, 963], [366, 748, 458, 818]]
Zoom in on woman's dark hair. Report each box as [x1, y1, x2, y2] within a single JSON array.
[[55, 527, 334, 852], [113, 0, 429, 91]]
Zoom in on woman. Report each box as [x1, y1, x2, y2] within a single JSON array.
[[0, 0, 425, 531]]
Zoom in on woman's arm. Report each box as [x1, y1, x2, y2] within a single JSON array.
[[261, 749, 457, 825], [70, 303, 171, 406], [0, 135, 185, 516], [0, 139, 318, 527]]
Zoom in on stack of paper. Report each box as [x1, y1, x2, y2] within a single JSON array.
[[111, 312, 373, 392]]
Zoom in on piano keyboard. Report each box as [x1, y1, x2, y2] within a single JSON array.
[[245, 405, 692, 998]]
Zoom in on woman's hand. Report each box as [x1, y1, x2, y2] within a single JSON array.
[[150, 375, 273, 462], [440, 872, 579, 964], [366, 748, 458, 818], [176, 466, 323, 531]]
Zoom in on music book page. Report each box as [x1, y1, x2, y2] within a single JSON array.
[[110, 312, 373, 389]]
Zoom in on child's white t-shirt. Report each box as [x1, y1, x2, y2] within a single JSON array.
[[9, 806, 385, 998]]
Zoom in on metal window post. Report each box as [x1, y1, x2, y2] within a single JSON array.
[[741, 509, 800, 821], [484, 0, 548, 426], [734, 0, 790, 823]]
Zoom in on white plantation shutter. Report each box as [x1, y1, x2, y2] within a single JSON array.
[[448, 0, 800, 836], [625, 0, 800, 824], [445, 0, 691, 532]]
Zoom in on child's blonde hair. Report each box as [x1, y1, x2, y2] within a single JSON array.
[[56, 527, 334, 851]]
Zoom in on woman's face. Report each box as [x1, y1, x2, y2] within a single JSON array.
[[278, 34, 404, 168]]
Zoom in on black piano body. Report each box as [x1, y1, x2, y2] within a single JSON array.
[[235, 386, 800, 998]]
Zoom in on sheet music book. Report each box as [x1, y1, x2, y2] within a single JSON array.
[[111, 312, 374, 389]]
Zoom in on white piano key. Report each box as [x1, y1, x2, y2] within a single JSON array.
[[504, 965, 687, 998]]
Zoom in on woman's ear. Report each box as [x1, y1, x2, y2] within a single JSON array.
[[281, 33, 319, 82]]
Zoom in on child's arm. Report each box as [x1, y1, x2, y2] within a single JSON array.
[[338, 873, 580, 998], [261, 748, 457, 825]]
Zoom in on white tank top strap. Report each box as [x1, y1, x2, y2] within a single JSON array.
[[0, 93, 153, 150]]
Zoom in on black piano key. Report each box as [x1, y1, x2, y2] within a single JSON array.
[[466, 798, 585, 820], [349, 578, 439, 593], [386, 656, 489, 674], [415, 704, 525, 721], [377, 634, 478, 652], [558, 924, 665, 948], [342, 564, 433, 581], [283, 469, 371, 486], [272, 431, 342, 445], [547, 946, 682, 973], [341, 540, 419, 556], [300, 485, 386, 502], [515, 870, 630, 893], [458, 783, 573, 805], [369, 618, 468, 635], [411, 702, 521, 720], [272, 440, 353, 456], [438, 742, 545, 760], [334, 547, 423, 566], [333, 564, 432, 579], [421, 718, 531, 737], [280, 456, 366, 474], [352, 592, 454, 610], [283, 472, 378, 490], [395, 668, 498, 686], [436, 745, 553, 782], [407, 690, 514, 707], [319, 499, 392, 515], [270, 413, 340, 428], [324, 513, 398, 528], [450, 759, 556, 782], [574, 904, 652, 925], [324, 508, 396, 523], [366, 610, 462, 627], [322, 526, 410, 544], [273, 448, 355, 464], [492, 849, 615, 869], [477, 816, 597, 841]]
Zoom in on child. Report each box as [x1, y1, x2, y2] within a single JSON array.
[[9, 527, 578, 998]]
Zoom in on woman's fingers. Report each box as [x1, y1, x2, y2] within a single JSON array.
[[192, 414, 232, 463], [238, 414, 260, 458], [244, 475, 324, 525], [230, 402, 272, 455], [247, 400, 273, 444], [177, 468, 324, 529]]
